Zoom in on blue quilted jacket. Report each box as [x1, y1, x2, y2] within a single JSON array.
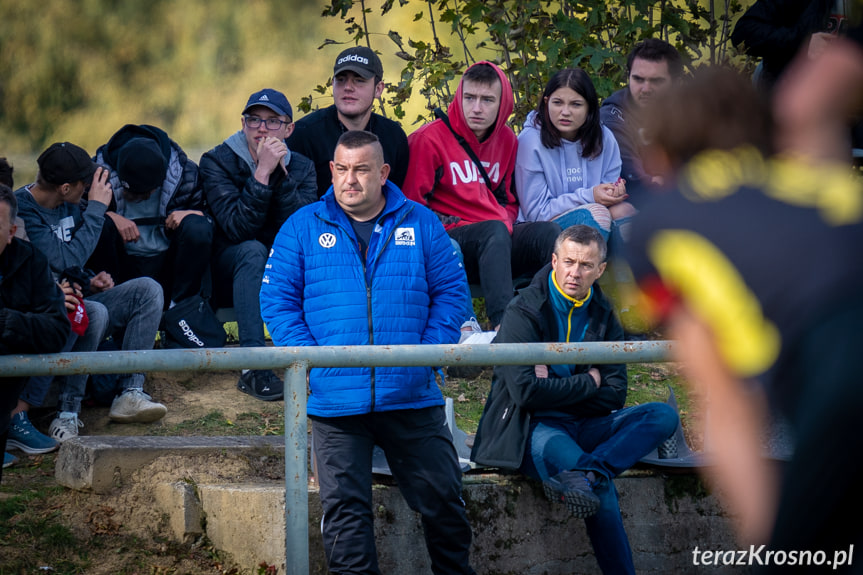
[[260, 181, 470, 417]]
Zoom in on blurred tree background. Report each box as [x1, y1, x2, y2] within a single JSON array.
[[0, 0, 754, 181]]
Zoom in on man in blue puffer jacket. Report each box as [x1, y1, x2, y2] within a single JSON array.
[[261, 130, 476, 575]]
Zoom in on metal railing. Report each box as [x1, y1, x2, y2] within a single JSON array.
[[0, 340, 673, 575]]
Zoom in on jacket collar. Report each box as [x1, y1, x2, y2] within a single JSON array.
[[517, 262, 613, 341], [317, 180, 409, 227]]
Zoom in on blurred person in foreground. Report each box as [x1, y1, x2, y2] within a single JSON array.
[[628, 63, 863, 569], [0, 185, 69, 477]]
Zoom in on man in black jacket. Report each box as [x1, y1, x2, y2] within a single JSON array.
[[200, 89, 317, 401], [471, 225, 677, 575], [599, 39, 683, 203], [0, 185, 69, 479], [89, 124, 213, 307], [287, 46, 409, 198]]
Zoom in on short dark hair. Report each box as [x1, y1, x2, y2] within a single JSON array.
[[0, 184, 18, 223], [555, 224, 607, 262], [462, 63, 500, 87], [627, 39, 684, 79], [0, 157, 13, 189], [335, 130, 385, 163], [534, 68, 603, 158], [651, 66, 773, 167]]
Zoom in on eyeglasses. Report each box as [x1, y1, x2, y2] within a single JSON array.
[[243, 115, 289, 130]]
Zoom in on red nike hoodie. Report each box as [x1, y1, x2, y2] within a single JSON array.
[[403, 61, 520, 232]]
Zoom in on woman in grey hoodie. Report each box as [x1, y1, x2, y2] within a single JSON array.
[[515, 68, 635, 241]]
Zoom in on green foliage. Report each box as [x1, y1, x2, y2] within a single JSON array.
[[0, 0, 753, 156], [0, 0, 326, 153], [314, 0, 753, 130]]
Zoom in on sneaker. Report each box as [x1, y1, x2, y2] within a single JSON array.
[[3, 452, 18, 469], [7, 411, 58, 454], [458, 317, 483, 344], [237, 370, 284, 401], [542, 470, 601, 518], [109, 389, 168, 423], [50, 415, 84, 442]]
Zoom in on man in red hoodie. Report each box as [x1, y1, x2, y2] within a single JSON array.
[[403, 62, 560, 328]]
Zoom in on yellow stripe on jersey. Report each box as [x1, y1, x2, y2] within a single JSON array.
[[648, 229, 781, 377]]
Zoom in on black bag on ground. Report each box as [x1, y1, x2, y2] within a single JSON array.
[[163, 295, 227, 349]]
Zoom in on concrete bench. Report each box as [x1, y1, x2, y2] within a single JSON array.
[[55, 435, 736, 574]]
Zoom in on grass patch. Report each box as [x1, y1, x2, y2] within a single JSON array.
[[441, 363, 689, 437], [442, 371, 493, 434], [0, 457, 89, 574], [149, 409, 285, 437]]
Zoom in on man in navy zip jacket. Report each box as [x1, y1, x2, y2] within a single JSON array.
[[260, 130, 476, 575]]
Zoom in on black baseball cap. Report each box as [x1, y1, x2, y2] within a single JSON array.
[[37, 142, 97, 186], [333, 46, 384, 80]]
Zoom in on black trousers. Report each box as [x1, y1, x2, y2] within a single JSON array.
[[87, 213, 213, 305], [764, 303, 863, 573], [448, 220, 559, 326], [311, 406, 476, 575]]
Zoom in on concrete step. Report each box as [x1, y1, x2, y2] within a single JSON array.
[[55, 435, 741, 574], [56, 435, 284, 493], [154, 472, 739, 574]]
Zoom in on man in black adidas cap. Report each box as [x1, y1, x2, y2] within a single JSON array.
[[288, 46, 410, 197], [200, 88, 317, 401]]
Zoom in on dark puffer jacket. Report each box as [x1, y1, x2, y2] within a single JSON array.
[[199, 139, 317, 249], [95, 124, 203, 216], [1, 238, 69, 437]]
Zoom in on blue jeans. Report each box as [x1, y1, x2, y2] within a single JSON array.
[[87, 277, 163, 392], [553, 205, 610, 241], [20, 297, 109, 413], [214, 240, 267, 347], [520, 403, 678, 574]]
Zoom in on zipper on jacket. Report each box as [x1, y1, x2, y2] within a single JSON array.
[[317, 205, 413, 413], [366, 275, 376, 412], [366, 206, 411, 413]]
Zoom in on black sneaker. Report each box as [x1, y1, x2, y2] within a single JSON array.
[[542, 470, 601, 518], [237, 370, 284, 401]]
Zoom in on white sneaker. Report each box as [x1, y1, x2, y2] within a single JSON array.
[[109, 389, 167, 423], [458, 317, 483, 343], [49, 415, 83, 442]]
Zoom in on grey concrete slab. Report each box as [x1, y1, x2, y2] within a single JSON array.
[[55, 435, 284, 493]]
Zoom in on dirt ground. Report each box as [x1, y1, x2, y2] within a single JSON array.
[[2, 363, 700, 574], [1, 368, 287, 575]]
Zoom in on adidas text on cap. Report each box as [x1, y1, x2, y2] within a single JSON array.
[[37, 142, 97, 187], [333, 46, 384, 80], [243, 88, 293, 120]]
